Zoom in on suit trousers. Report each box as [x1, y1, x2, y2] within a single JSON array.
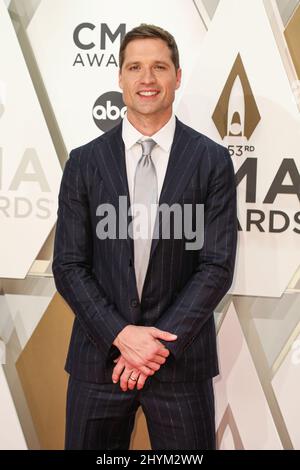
[[65, 374, 216, 450]]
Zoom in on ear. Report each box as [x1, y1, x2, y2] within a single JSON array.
[[175, 67, 182, 90], [119, 69, 123, 90]]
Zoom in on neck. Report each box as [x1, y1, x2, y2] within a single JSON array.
[[126, 109, 172, 136]]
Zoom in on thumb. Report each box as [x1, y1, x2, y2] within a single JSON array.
[[151, 328, 177, 341]]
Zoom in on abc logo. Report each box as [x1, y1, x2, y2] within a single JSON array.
[[93, 91, 126, 132]]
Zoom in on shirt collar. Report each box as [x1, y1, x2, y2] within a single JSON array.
[[122, 112, 176, 153]]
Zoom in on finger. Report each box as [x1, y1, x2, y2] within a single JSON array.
[[136, 373, 147, 390], [151, 328, 177, 342], [143, 355, 166, 367], [112, 359, 125, 384], [127, 370, 140, 391], [113, 355, 122, 364], [145, 360, 161, 372], [156, 346, 170, 358], [152, 354, 167, 365], [139, 364, 156, 376], [120, 368, 134, 392]]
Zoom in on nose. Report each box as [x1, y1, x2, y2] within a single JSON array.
[[140, 66, 156, 84]]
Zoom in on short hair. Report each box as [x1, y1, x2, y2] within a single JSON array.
[[119, 23, 180, 70]]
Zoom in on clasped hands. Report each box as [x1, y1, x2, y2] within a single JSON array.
[[112, 325, 177, 391]]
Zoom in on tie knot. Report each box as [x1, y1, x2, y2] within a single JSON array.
[[138, 138, 156, 156]]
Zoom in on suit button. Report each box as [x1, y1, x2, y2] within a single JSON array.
[[131, 299, 139, 308]]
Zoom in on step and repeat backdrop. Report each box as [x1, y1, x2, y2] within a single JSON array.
[[0, 0, 299, 449]]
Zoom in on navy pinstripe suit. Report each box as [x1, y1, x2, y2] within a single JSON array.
[[52, 117, 237, 449]]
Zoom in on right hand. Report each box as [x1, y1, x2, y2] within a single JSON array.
[[112, 355, 148, 391], [113, 325, 177, 376]]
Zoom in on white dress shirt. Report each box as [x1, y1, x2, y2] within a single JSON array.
[[122, 113, 176, 297], [122, 112, 176, 206]]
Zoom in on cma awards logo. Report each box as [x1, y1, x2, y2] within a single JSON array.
[[212, 53, 300, 235], [93, 91, 126, 132], [0, 99, 53, 220], [73, 23, 126, 68], [212, 53, 261, 142]]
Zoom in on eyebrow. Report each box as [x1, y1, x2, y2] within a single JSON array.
[[125, 60, 170, 67]]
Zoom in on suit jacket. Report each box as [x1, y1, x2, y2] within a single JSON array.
[[52, 117, 237, 384]]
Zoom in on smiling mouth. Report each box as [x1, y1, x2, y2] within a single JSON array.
[[137, 90, 160, 97]]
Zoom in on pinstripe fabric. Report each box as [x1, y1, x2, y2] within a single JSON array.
[[65, 377, 139, 450], [52, 117, 237, 385], [65, 376, 215, 450]]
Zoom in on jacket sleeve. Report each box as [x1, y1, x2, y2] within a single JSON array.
[[52, 149, 129, 357], [155, 147, 237, 360]]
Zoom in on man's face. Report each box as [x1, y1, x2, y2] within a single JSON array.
[[119, 38, 181, 120]]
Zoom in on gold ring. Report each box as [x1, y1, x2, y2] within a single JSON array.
[[129, 375, 138, 381]]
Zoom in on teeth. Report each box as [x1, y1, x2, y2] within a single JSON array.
[[139, 91, 158, 96]]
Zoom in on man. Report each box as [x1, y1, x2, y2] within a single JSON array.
[[52, 24, 237, 450]]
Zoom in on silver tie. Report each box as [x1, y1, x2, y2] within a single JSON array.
[[133, 139, 157, 300]]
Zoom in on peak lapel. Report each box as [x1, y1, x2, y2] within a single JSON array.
[[149, 118, 205, 261], [94, 122, 134, 259]]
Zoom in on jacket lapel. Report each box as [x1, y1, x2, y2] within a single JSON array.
[[94, 122, 134, 259], [149, 118, 206, 260], [94, 118, 206, 268]]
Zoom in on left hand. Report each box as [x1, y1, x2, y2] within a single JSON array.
[[112, 355, 148, 391]]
